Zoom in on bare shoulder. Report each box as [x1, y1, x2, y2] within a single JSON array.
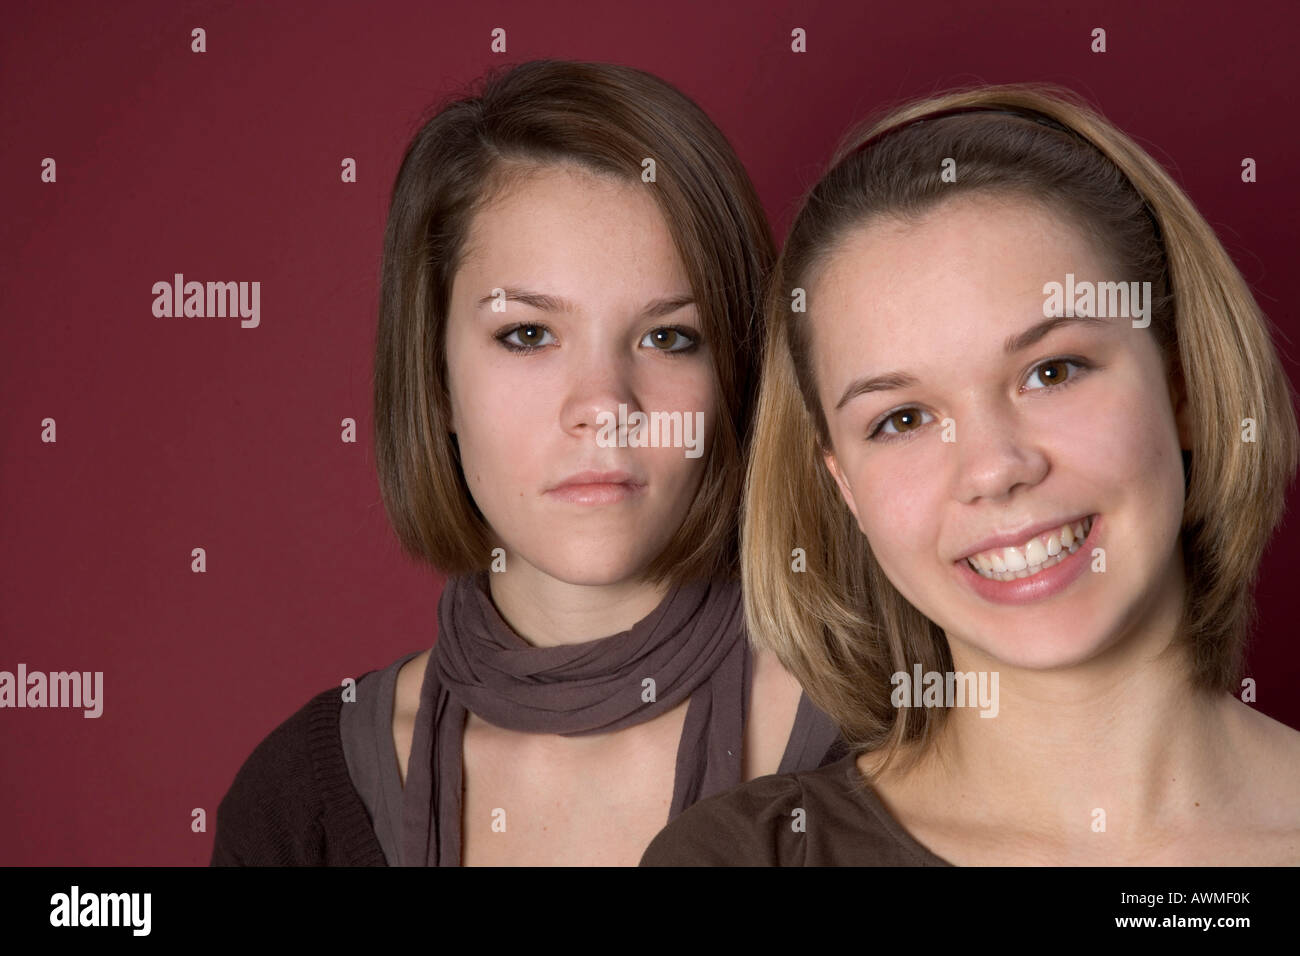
[[392, 650, 430, 785], [751, 646, 804, 702], [742, 647, 805, 781], [1229, 698, 1300, 797], [395, 650, 429, 719], [1222, 698, 1300, 861]]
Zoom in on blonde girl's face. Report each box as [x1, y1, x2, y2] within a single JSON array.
[[813, 193, 1192, 671], [442, 162, 717, 586]]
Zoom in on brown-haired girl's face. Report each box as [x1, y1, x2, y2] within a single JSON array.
[[443, 162, 717, 586], [814, 192, 1193, 672]]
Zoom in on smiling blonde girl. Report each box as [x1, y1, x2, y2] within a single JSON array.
[[642, 83, 1300, 866]]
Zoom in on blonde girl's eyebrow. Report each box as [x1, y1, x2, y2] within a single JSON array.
[[1002, 314, 1109, 355], [834, 314, 1110, 413]]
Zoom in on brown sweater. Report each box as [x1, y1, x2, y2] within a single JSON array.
[[210, 670, 848, 866], [638, 752, 953, 866], [210, 679, 389, 866]]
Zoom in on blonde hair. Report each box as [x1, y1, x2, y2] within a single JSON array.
[[742, 83, 1298, 776]]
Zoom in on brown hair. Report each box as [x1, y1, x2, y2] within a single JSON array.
[[374, 60, 775, 585], [742, 83, 1299, 776]]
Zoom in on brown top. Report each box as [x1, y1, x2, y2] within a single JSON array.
[[340, 643, 847, 866], [338, 649, 422, 865], [638, 752, 953, 866]]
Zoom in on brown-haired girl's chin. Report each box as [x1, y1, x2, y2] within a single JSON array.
[[668, 82, 1300, 867], [210, 59, 850, 868]]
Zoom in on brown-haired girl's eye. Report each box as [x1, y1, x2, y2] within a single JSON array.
[[642, 326, 699, 353], [496, 324, 555, 351]]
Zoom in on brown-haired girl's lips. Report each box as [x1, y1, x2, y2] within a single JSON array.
[[545, 469, 647, 505], [547, 469, 644, 492]]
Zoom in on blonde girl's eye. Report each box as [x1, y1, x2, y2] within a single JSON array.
[[867, 358, 1094, 444], [1024, 358, 1088, 390], [869, 407, 933, 442]]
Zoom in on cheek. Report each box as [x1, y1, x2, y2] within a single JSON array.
[[643, 366, 716, 455], [1061, 368, 1182, 493], [450, 366, 544, 492], [853, 462, 941, 568], [639, 403, 715, 499], [645, 361, 714, 409]]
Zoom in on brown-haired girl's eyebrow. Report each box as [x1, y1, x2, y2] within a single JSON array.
[[476, 286, 695, 318], [834, 314, 1110, 413], [476, 288, 578, 312]]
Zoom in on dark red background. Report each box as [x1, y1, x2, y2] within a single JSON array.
[[2, 0, 1296, 865]]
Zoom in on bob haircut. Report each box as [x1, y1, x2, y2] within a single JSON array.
[[374, 60, 775, 587], [743, 83, 1299, 776]]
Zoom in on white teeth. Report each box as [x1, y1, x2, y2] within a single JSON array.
[[966, 515, 1094, 581]]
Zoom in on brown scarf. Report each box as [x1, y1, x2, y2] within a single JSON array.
[[400, 570, 749, 866]]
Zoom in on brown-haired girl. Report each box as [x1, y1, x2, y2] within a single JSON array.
[[211, 59, 846, 867]]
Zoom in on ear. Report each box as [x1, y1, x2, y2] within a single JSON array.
[[1167, 353, 1192, 451], [822, 447, 864, 531]]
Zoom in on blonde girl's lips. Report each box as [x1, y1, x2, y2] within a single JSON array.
[[955, 513, 1100, 605]]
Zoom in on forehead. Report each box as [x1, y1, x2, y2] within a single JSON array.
[[807, 194, 1112, 372], [456, 162, 687, 287]]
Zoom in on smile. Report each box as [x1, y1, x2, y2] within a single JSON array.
[[965, 515, 1095, 581]]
